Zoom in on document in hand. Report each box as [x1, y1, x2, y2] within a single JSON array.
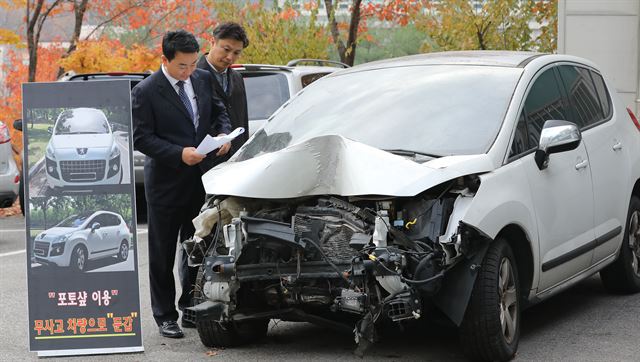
[[196, 127, 245, 155]]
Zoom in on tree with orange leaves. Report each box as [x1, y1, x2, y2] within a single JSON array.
[[323, 0, 425, 66]]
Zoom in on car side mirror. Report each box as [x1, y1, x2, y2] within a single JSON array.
[[91, 222, 101, 232], [535, 120, 581, 170], [13, 119, 22, 131], [47, 126, 53, 135]]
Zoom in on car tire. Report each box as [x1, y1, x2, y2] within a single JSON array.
[[193, 268, 268, 347], [459, 238, 520, 362], [600, 195, 640, 294], [117, 240, 129, 261], [70, 245, 87, 272]]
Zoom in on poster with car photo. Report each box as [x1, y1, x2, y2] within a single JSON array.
[[22, 81, 143, 356], [24, 100, 132, 197]]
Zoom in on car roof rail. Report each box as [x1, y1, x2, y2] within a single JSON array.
[[238, 64, 293, 72], [286, 59, 350, 68], [65, 72, 152, 81]]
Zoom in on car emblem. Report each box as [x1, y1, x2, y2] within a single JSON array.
[[77, 148, 88, 155]]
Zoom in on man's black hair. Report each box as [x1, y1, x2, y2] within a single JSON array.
[[162, 30, 200, 61], [212, 22, 250, 48]]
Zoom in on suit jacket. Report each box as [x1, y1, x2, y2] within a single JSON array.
[[197, 55, 249, 164], [132, 68, 231, 206]]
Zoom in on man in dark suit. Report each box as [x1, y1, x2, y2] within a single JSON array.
[[132, 30, 231, 338], [197, 22, 249, 166]]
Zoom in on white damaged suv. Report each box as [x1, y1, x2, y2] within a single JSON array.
[[185, 51, 640, 361], [45, 107, 122, 189], [33, 210, 131, 272]]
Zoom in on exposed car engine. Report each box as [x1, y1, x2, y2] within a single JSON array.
[[184, 177, 488, 354]]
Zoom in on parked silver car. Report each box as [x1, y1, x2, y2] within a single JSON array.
[[45, 108, 122, 189], [33, 210, 131, 272], [237, 59, 348, 135], [0, 121, 20, 207]]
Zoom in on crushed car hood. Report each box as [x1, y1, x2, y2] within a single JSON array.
[[202, 135, 495, 198]]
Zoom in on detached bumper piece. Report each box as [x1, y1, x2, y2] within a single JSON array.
[[184, 301, 226, 325]]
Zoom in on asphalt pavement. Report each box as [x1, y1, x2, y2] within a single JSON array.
[[1, 214, 639, 361]]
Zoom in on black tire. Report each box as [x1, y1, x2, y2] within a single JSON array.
[[70, 245, 87, 272], [117, 240, 129, 261], [193, 268, 268, 347], [600, 196, 640, 294], [460, 239, 520, 361]]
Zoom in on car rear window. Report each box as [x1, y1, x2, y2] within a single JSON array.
[[242, 72, 290, 121]]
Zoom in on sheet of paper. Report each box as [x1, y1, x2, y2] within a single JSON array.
[[196, 127, 245, 155]]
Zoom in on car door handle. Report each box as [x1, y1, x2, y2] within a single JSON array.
[[613, 142, 623, 151], [575, 160, 589, 170]]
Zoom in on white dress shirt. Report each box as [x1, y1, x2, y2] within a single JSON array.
[[161, 65, 199, 126]]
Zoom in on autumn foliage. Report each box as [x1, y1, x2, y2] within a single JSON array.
[[0, 0, 559, 195]]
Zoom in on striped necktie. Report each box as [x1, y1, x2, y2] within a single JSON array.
[[176, 80, 197, 129]]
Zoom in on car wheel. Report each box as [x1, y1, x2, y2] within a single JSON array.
[[70, 245, 87, 272], [193, 268, 268, 347], [460, 238, 520, 361], [117, 240, 129, 261], [600, 195, 640, 294]]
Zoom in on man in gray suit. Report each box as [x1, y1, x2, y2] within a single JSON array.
[[132, 30, 231, 338], [197, 22, 249, 166]]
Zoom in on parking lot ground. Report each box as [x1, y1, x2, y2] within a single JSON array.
[[1, 214, 639, 361]]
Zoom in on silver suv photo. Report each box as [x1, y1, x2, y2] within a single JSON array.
[[33, 210, 131, 272]]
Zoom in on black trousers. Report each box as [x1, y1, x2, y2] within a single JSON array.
[[147, 187, 203, 326]]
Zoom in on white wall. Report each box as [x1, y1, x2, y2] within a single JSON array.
[[558, 0, 640, 114]]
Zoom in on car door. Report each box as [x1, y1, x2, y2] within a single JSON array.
[[516, 66, 596, 292], [557, 65, 629, 265], [106, 214, 122, 254], [85, 214, 108, 258]]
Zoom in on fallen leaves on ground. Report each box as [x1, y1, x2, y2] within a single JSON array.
[[0, 198, 22, 218]]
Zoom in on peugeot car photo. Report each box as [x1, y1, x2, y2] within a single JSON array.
[[45, 107, 123, 190], [33, 210, 131, 272]]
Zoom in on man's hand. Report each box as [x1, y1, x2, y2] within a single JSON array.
[[216, 133, 231, 156], [182, 147, 206, 166]]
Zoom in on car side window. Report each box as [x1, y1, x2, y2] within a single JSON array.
[[109, 215, 121, 226], [522, 68, 569, 147], [590, 71, 612, 119], [509, 111, 530, 158], [557, 65, 602, 128], [87, 215, 103, 228]]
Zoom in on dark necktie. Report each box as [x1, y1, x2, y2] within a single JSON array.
[[222, 73, 228, 95], [176, 80, 197, 129]]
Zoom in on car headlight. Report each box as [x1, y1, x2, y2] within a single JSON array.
[[110, 144, 120, 159], [45, 143, 56, 160], [53, 235, 69, 243], [50, 240, 66, 256]]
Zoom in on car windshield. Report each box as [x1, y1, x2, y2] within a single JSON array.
[[235, 65, 522, 161], [56, 213, 91, 228], [54, 108, 110, 135], [243, 73, 290, 121]]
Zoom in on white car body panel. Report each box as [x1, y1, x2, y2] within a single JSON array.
[[202, 52, 640, 305], [203, 135, 494, 199]]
